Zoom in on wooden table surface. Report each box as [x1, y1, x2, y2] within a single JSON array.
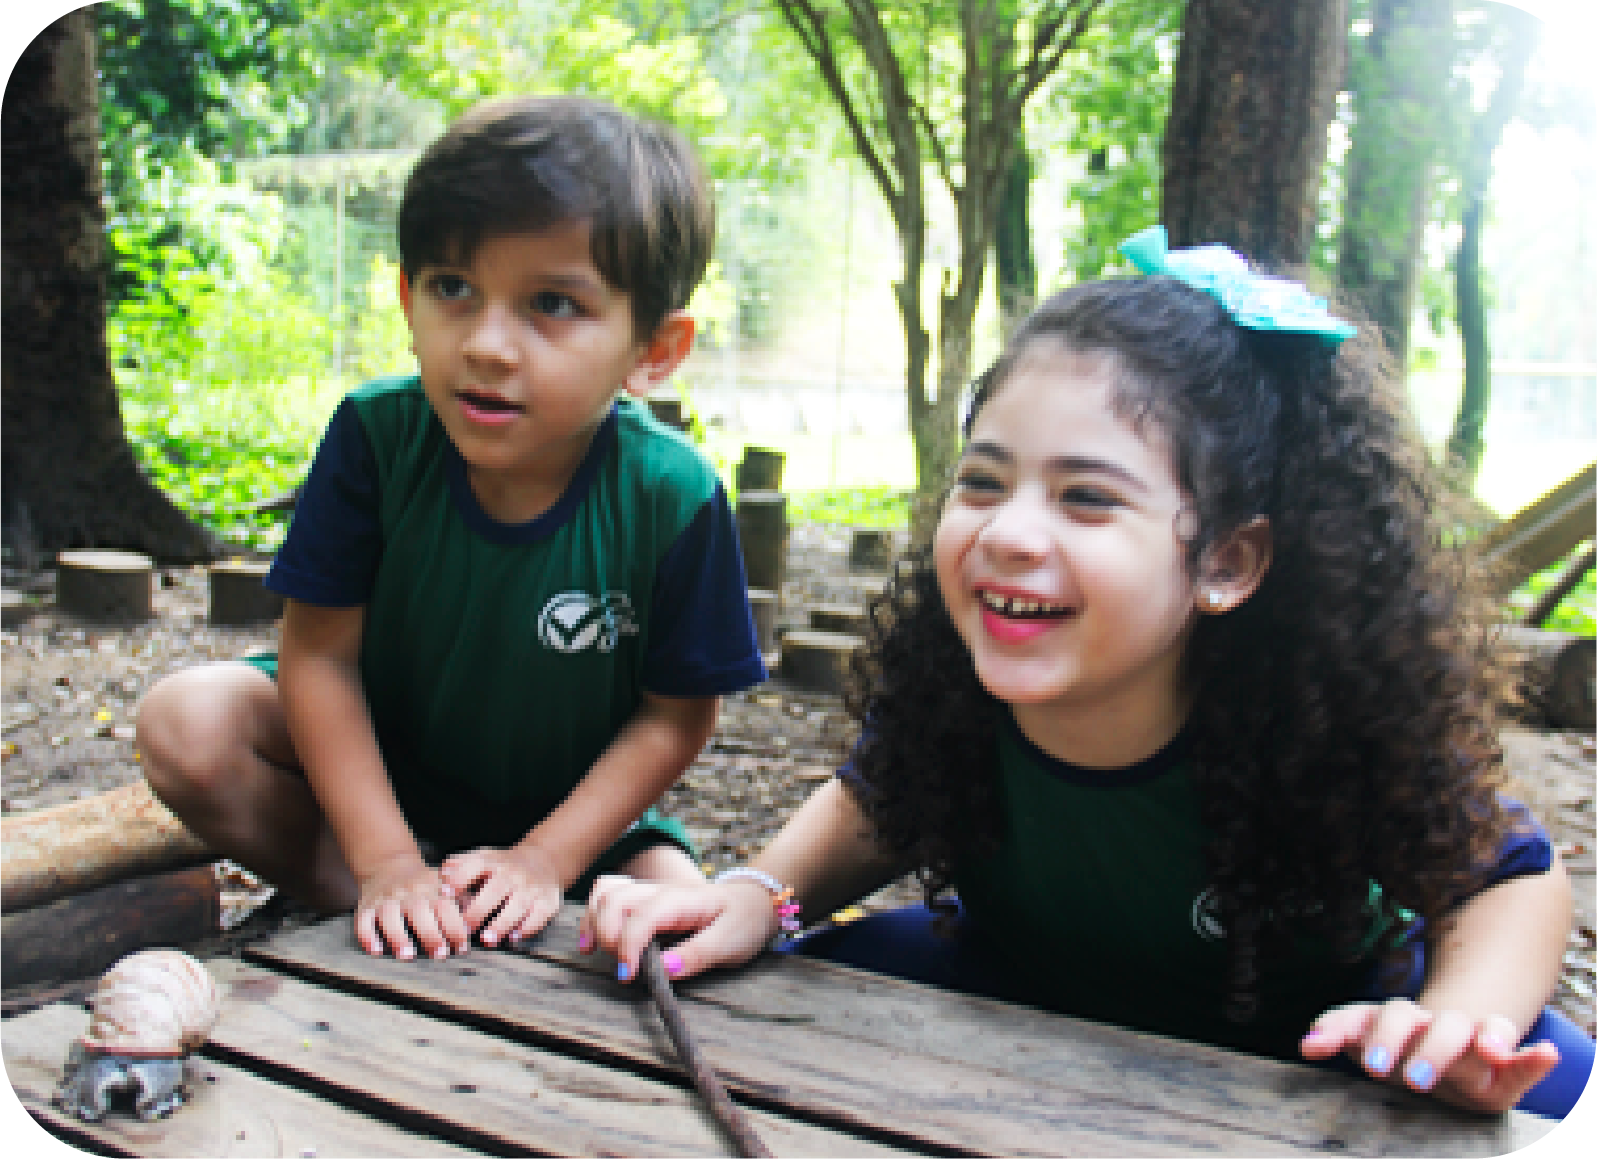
[[5, 909, 1549, 1157]]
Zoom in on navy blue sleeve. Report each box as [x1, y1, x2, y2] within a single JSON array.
[[265, 399, 384, 606], [642, 482, 768, 696], [1481, 796, 1555, 888]]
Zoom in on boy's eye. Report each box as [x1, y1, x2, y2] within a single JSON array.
[[953, 468, 1004, 496], [428, 274, 471, 301], [531, 290, 581, 319]]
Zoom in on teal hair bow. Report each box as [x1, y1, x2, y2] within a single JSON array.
[[1119, 225, 1355, 347]]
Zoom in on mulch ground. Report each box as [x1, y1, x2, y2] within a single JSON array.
[[3, 524, 1592, 1038]]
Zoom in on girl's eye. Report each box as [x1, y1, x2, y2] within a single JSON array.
[[429, 274, 471, 301], [1060, 484, 1121, 511], [531, 291, 580, 319]]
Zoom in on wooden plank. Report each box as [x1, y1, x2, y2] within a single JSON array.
[[526, 909, 1514, 1158], [245, 916, 1505, 1156], [3, 1002, 478, 1157], [203, 958, 912, 1158]]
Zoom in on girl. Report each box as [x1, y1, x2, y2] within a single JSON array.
[[583, 228, 1592, 1119]]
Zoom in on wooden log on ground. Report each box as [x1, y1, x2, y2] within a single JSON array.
[[1, 781, 211, 911], [809, 601, 868, 637], [1523, 542, 1596, 629], [735, 446, 786, 493], [1, 864, 221, 987], [747, 588, 779, 657], [848, 527, 894, 571], [207, 558, 283, 625], [736, 490, 789, 592], [54, 549, 154, 620], [1479, 462, 1596, 595], [779, 629, 863, 695], [1499, 624, 1596, 731]]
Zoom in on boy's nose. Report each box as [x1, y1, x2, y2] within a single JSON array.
[[461, 305, 522, 366]]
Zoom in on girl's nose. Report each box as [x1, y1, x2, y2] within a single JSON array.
[[461, 305, 521, 367], [978, 491, 1052, 563]]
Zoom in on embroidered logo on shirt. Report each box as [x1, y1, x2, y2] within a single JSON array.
[[1191, 886, 1227, 941], [537, 592, 638, 653]]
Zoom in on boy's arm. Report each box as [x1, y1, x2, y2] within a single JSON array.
[[442, 691, 719, 945], [277, 598, 466, 957]]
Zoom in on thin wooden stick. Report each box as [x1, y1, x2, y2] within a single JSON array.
[[641, 942, 773, 1158]]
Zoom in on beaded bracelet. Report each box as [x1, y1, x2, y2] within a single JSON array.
[[712, 867, 802, 932]]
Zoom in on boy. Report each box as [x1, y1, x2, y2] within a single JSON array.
[[136, 96, 766, 962]]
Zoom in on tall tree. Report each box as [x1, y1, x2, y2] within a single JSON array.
[[2, 11, 217, 564], [1162, 0, 1348, 265], [1445, 1, 1540, 484], [1338, 0, 1455, 369], [773, 0, 1103, 520]]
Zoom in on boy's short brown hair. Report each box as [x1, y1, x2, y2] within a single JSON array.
[[398, 95, 715, 337]]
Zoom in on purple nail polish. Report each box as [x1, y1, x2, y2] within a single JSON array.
[[578, 932, 593, 952], [1404, 1060, 1436, 1091], [1363, 1045, 1392, 1076], [662, 951, 684, 976], [616, 962, 632, 982]]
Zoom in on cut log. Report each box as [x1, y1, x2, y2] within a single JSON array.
[[779, 629, 864, 695], [1, 781, 211, 911], [809, 602, 868, 637], [848, 527, 894, 571], [735, 447, 786, 493], [747, 588, 779, 657], [1499, 624, 1596, 731], [1523, 543, 1596, 629], [0, 864, 221, 987], [736, 490, 789, 592], [54, 549, 154, 620], [208, 559, 283, 625]]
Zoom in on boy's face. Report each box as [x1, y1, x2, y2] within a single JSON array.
[[399, 220, 690, 520]]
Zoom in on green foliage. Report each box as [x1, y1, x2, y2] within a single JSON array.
[[1513, 551, 1597, 637], [786, 486, 913, 529]]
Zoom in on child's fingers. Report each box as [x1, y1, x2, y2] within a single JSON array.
[[403, 899, 454, 961], [1438, 1023, 1560, 1113], [372, 900, 418, 961], [1394, 1008, 1477, 1095], [1355, 999, 1433, 1081], [1300, 1003, 1378, 1059]]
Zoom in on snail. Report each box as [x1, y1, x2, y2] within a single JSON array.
[[55, 949, 221, 1122]]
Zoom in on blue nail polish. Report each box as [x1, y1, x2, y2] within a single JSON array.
[[616, 962, 632, 981], [1404, 1059, 1436, 1091], [1363, 1046, 1392, 1076]]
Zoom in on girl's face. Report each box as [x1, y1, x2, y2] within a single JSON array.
[[933, 346, 1202, 766]]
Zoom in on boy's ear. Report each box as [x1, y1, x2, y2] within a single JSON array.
[[622, 312, 695, 397], [1196, 517, 1272, 615]]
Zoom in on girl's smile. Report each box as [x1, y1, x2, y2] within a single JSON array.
[[933, 345, 1199, 765]]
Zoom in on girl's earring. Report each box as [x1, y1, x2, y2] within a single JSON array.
[[1204, 590, 1225, 612]]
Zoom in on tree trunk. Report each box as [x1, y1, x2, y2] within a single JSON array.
[[1445, 3, 1539, 485], [1338, 0, 1454, 370], [1, 12, 217, 568], [996, 142, 1037, 341], [1162, 0, 1347, 266]]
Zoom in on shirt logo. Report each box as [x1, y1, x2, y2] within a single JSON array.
[[1191, 886, 1227, 941], [537, 591, 638, 653]]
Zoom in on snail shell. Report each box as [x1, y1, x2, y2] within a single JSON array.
[[79, 949, 220, 1058]]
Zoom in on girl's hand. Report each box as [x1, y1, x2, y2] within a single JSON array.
[[1300, 1000, 1560, 1113], [580, 874, 782, 982], [354, 855, 469, 961], [440, 846, 563, 948]]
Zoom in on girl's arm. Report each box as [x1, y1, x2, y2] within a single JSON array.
[[1302, 851, 1572, 1112], [584, 776, 910, 981], [277, 599, 468, 960], [440, 691, 720, 946]]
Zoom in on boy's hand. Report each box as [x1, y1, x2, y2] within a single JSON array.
[[1300, 1000, 1559, 1113], [581, 874, 780, 983], [354, 855, 470, 961], [439, 846, 563, 947]]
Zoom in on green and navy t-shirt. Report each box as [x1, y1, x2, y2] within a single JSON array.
[[264, 374, 765, 856], [947, 712, 1551, 1060]]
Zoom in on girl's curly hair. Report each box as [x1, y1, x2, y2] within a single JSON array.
[[843, 275, 1517, 1021]]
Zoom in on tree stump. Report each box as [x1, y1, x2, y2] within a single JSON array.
[[647, 397, 689, 431], [208, 559, 282, 625], [848, 528, 894, 571], [747, 588, 779, 657], [737, 491, 789, 592], [810, 602, 868, 637], [55, 550, 153, 620], [1501, 625, 1596, 731], [780, 629, 863, 695], [735, 447, 786, 493]]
